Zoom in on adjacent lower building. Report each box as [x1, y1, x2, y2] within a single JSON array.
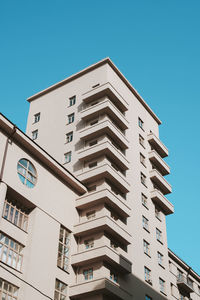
[[0, 58, 199, 299]]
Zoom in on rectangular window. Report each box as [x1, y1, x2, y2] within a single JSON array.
[[141, 193, 148, 208], [84, 239, 94, 250], [69, 96, 76, 106], [143, 240, 150, 256], [57, 226, 70, 272], [32, 129, 38, 140], [139, 134, 145, 147], [54, 279, 67, 300], [0, 233, 23, 271], [142, 216, 149, 231], [140, 153, 146, 166], [144, 266, 151, 284], [0, 278, 18, 299], [64, 151, 72, 163], [141, 172, 146, 186], [159, 278, 165, 294], [86, 211, 96, 220], [66, 132, 73, 143], [88, 161, 97, 168], [89, 139, 98, 147], [177, 269, 183, 280], [3, 200, 28, 231], [138, 117, 144, 130], [156, 228, 162, 243], [83, 268, 93, 280], [34, 113, 40, 123], [155, 206, 161, 220], [68, 113, 75, 124], [157, 252, 164, 266], [110, 271, 118, 283]]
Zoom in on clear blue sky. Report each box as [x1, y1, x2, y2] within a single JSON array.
[[1, 1, 200, 274]]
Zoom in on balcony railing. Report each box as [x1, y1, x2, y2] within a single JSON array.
[[177, 275, 194, 294]]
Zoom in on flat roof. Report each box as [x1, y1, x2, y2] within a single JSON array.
[[0, 113, 87, 195], [27, 57, 161, 125]]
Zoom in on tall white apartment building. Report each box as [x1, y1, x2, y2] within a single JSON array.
[[0, 58, 199, 300]]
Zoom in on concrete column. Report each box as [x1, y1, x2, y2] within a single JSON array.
[[0, 182, 7, 217]]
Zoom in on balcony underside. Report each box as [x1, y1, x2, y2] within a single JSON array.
[[74, 216, 131, 245], [78, 141, 129, 170], [150, 169, 172, 195], [151, 189, 174, 215], [71, 246, 132, 273], [149, 150, 170, 175], [148, 133, 168, 158], [82, 82, 129, 112], [69, 278, 132, 300], [177, 279, 194, 294], [76, 189, 131, 218]]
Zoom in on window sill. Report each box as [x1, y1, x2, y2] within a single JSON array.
[[142, 203, 149, 210], [141, 182, 147, 188], [145, 279, 152, 285], [143, 227, 150, 233], [160, 290, 167, 296], [57, 266, 70, 274], [156, 216, 162, 222], [157, 239, 163, 245], [158, 263, 165, 269], [144, 252, 151, 258], [141, 162, 147, 168]]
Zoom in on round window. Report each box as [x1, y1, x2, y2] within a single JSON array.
[[17, 159, 37, 188]]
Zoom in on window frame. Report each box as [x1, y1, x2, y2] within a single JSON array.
[[64, 151, 72, 163], [3, 200, 28, 232], [54, 279, 67, 300], [34, 112, 40, 123], [57, 226, 70, 272], [69, 96, 76, 107], [17, 159, 37, 188], [67, 113, 75, 124], [83, 268, 93, 281], [0, 278, 18, 299], [32, 129, 38, 140]]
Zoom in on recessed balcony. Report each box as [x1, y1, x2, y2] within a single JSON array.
[[148, 133, 168, 158], [150, 169, 172, 195], [71, 245, 132, 273], [74, 215, 132, 245], [81, 98, 129, 131], [78, 140, 129, 171], [69, 277, 132, 300], [149, 150, 170, 175], [79, 119, 129, 150], [150, 189, 174, 215], [82, 82, 129, 112], [76, 188, 131, 218], [77, 163, 130, 194], [177, 275, 194, 294]]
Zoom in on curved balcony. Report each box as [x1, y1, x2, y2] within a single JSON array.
[[82, 82, 129, 112], [151, 189, 174, 215], [81, 98, 129, 131], [69, 277, 132, 300], [78, 140, 129, 171], [148, 132, 168, 158], [149, 150, 170, 175], [77, 163, 130, 194], [74, 215, 132, 245], [150, 169, 172, 195], [79, 119, 129, 150], [76, 188, 131, 218], [71, 245, 132, 273]]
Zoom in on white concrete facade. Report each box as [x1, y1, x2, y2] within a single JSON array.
[[0, 58, 199, 300]]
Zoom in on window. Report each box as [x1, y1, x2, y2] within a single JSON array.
[[68, 113, 74, 124], [177, 269, 183, 280], [34, 113, 40, 123], [143, 240, 150, 256], [111, 211, 119, 221], [69, 96, 76, 106], [3, 200, 28, 231], [157, 252, 164, 266], [66, 132, 73, 143], [64, 151, 72, 163], [57, 226, 70, 272], [88, 161, 97, 168], [142, 216, 149, 231], [141, 193, 148, 208], [145, 296, 152, 300], [179, 293, 185, 300], [139, 134, 145, 147], [54, 279, 67, 300], [0, 233, 23, 271], [0, 278, 18, 300], [144, 266, 151, 284], [159, 278, 165, 294], [141, 172, 146, 186], [138, 117, 144, 130], [86, 211, 96, 220], [140, 153, 146, 166], [32, 129, 38, 140], [83, 268, 93, 280], [17, 159, 37, 188], [89, 139, 98, 147], [110, 240, 118, 251], [155, 206, 161, 220], [156, 228, 162, 243], [84, 239, 94, 250], [110, 271, 118, 283]]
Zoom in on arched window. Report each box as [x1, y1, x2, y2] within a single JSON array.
[[17, 159, 37, 188]]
